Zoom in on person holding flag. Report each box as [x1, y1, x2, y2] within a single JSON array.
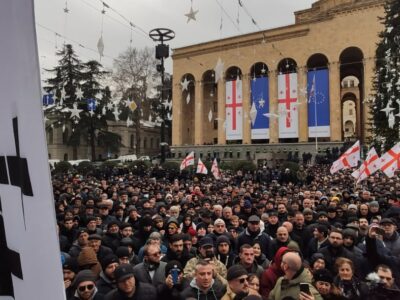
[[330, 140, 360, 174], [211, 158, 221, 180], [380, 142, 400, 178], [196, 158, 208, 175], [351, 147, 380, 183], [180, 151, 195, 171]]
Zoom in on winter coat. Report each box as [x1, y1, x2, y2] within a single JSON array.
[[184, 256, 227, 279], [383, 231, 400, 257], [317, 245, 354, 272], [268, 267, 322, 300], [96, 271, 116, 295], [132, 261, 166, 286], [104, 282, 157, 300], [333, 276, 369, 300], [237, 229, 271, 257], [161, 248, 194, 268], [180, 278, 226, 300]]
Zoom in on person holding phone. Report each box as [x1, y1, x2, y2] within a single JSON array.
[[157, 260, 187, 300], [268, 252, 322, 300]]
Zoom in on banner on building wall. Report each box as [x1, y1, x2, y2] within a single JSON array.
[[307, 69, 330, 137], [0, 1, 66, 299], [251, 77, 270, 139], [278, 73, 299, 138], [225, 79, 243, 140]]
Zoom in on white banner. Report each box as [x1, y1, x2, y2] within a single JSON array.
[[225, 80, 243, 140], [278, 73, 299, 138], [0, 1, 66, 299]]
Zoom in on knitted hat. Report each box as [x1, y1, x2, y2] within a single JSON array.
[[313, 268, 333, 284], [115, 247, 130, 258], [216, 235, 231, 246], [63, 257, 79, 274], [100, 254, 118, 271], [227, 265, 248, 281], [72, 270, 96, 289]]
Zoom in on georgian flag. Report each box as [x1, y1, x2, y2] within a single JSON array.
[[196, 158, 208, 175], [211, 158, 221, 179], [380, 142, 400, 178], [351, 147, 380, 183], [330, 140, 360, 174], [180, 151, 195, 171]]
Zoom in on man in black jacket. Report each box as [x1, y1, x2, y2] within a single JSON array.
[[105, 264, 157, 300], [161, 233, 194, 268], [237, 215, 271, 257], [96, 255, 119, 295]]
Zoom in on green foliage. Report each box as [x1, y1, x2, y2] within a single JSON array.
[[54, 161, 72, 174], [161, 161, 180, 171], [370, 0, 400, 150], [75, 161, 95, 175]]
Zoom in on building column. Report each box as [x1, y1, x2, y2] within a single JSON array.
[[194, 80, 204, 145], [172, 81, 183, 146], [242, 75, 251, 144], [298, 66, 308, 142], [329, 62, 341, 141], [217, 78, 226, 145], [269, 70, 278, 143], [363, 58, 374, 142]]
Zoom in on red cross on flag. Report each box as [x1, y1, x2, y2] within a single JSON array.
[[380, 142, 400, 178], [225, 79, 243, 140], [278, 73, 298, 138], [211, 158, 221, 179], [180, 151, 195, 171], [330, 140, 360, 174], [196, 158, 208, 175], [351, 147, 380, 183]]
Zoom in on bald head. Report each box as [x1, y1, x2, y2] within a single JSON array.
[[282, 222, 293, 232], [276, 226, 289, 242], [282, 252, 302, 272]]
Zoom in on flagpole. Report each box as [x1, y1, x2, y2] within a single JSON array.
[[314, 70, 318, 153]]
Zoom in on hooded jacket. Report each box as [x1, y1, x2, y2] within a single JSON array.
[[77, 247, 102, 279], [180, 278, 226, 300]]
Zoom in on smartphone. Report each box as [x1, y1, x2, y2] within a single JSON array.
[[171, 266, 179, 285], [300, 283, 311, 295], [375, 227, 385, 236]]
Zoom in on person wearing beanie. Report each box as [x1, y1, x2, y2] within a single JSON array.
[[133, 216, 154, 247], [71, 270, 104, 300], [312, 268, 343, 300], [96, 254, 119, 295], [63, 257, 79, 299], [309, 253, 327, 274], [69, 229, 90, 258], [77, 247, 102, 279], [115, 246, 131, 265], [222, 265, 259, 300], [101, 221, 120, 252], [216, 235, 237, 269], [342, 229, 363, 263]]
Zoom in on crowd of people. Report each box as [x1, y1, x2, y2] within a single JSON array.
[[54, 162, 400, 300]]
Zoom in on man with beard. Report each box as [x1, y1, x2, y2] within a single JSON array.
[[124, 206, 141, 231], [96, 255, 119, 295], [85, 216, 103, 236], [263, 211, 280, 239], [238, 215, 271, 258], [162, 234, 194, 268], [71, 270, 104, 300], [102, 221, 121, 252], [69, 229, 90, 258], [132, 244, 167, 286], [216, 235, 236, 269]]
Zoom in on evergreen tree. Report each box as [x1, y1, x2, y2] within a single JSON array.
[[370, 0, 400, 151], [43, 44, 121, 160]]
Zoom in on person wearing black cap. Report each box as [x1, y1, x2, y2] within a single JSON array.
[[104, 264, 157, 300], [96, 254, 119, 295], [124, 206, 141, 232], [86, 216, 103, 236], [70, 229, 90, 258], [222, 265, 260, 300], [264, 211, 280, 239], [88, 234, 113, 262], [71, 270, 104, 300], [312, 268, 343, 300], [98, 203, 117, 230], [102, 221, 121, 252], [63, 257, 79, 299], [238, 215, 271, 258], [132, 216, 154, 247], [216, 235, 237, 269], [380, 218, 400, 257], [183, 236, 227, 280]]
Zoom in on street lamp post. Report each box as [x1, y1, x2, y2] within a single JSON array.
[[149, 28, 175, 164]]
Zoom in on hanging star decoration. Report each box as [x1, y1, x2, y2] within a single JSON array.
[[89, 110, 95, 117], [388, 112, 395, 129], [112, 107, 120, 121], [97, 36, 104, 58], [163, 100, 172, 111], [60, 87, 67, 101], [126, 117, 134, 127], [214, 58, 224, 83], [186, 93, 191, 104], [96, 92, 103, 100], [185, 3, 199, 23], [181, 77, 190, 91], [125, 99, 137, 111], [107, 102, 114, 110], [102, 106, 107, 116], [381, 101, 395, 116], [208, 109, 213, 122], [250, 102, 258, 125], [75, 86, 83, 100], [69, 103, 83, 119], [167, 112, 172, 121], [258, 98, 265, 108]]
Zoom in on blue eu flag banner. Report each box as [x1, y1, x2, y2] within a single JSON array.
[[42, 94, 54, 106], [307, 69, 330, 137], [87, 98, 96, 111], [251, 77, 269, 139]]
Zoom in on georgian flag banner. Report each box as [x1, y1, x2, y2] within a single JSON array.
[[225, 79, 243, 140], [380, 142, 400, 178], [351, 147, 380, 183], [278, 73, 299, 138], [180, 151, 195, 171], [251, 77, 269, 139], [0, 1, 66, 299], [196, 158, 208, 175], [211, 158, 221, 179], [330, 140, 360, 174]]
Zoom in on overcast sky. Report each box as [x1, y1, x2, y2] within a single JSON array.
[[34, 0, 316, 76]]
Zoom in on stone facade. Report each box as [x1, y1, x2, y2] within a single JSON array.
[[171, 0, 385, 157]]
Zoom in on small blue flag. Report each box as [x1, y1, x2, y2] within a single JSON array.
[[87, 98, 96, 111], [42, 94, 54, 106]]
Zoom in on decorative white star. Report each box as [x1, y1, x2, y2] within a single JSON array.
[[185, 6, 198, 23], [126, 117, 134, 127], [181, 77, 190, 91], [96, 92, 103, 100], [208, 109, 213, 122], [97, 114, 102, 119], [388, 112, 395, 128], [381, 101, 395, 116], [163, 100, 173, 111], [261, 66, 266, 74], [258, 98, 265, 108], [107, 102, 113, 110], [74, 119, 79, 124], [89, 110, 95, 117], [250, 102, 258, 125], [75, 86, 83, 100], [113, 108, 120, 121], [186, 93, 191, 104], [214, 58, 224, 83], [69, 103, 83, 119], [60, 87, 67, 101]]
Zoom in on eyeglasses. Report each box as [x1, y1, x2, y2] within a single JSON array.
[[78, 284, 94, 292], [149, 252, 161, 257], [238, 277, 248, 284]]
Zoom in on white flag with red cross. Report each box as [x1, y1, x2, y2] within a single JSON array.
[[278, 73, 299, 138], [180, 151, 195, 171], [351, 147, 380, 182], [196, 158, 208, 175], [380, 142, 400, 178], [211, 158, 221, 179], [225, 79, 243, 140], [330, 140, 360, 174]]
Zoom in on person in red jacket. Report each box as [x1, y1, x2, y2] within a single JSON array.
[[259, 246, 289, 300]]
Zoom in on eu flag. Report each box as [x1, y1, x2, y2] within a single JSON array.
[[251, 77, 269, 139], [307, 69, 330, 137]]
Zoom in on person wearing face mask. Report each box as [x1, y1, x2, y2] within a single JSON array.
[[132, 244, 166, 287]]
